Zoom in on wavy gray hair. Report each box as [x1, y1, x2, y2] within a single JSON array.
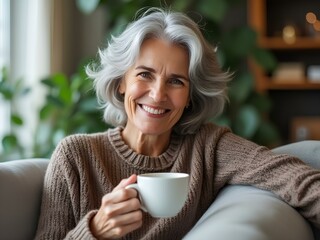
[[86, 7, 231, 135]]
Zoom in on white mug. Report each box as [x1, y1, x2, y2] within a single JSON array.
[[126, 172, 189, 218]]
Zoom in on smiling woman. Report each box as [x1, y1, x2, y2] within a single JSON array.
[[34, 7, 320, 240]]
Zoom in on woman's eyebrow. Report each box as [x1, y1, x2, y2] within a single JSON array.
[[135, 65, 156, 73], [135, 65, 188, 81]]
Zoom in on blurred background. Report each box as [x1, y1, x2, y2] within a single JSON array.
[[1, 0, 320, 161]]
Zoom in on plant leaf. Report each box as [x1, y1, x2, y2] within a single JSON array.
[[52, 73, 68, 88], [229, 72, 254, 104], [39, 104, 54, 120], [78, 98, 99, 112], [41, 77, 56, 88], [47, 95, 65, 108], [254, 121, 281, 146], [213, 114, 231, 127], [0, 83, 14, 99], [234, 105, 260, 138], [197, 0, 228, 23], [59, 87, 72, 105], [171, 0, 190, 11], [2, 134, 18, 152], [11, 114, 23, 126], [222, 26, 257, 58], [248, 92, 272, 113], [76, 0, 100, 14], [252, 47, 277, 72]]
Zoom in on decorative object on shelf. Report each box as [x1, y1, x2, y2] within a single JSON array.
[[291, 117, 320, 142], [307, 65, 320, 82], [305, 11, 320, 37], [273, 62, 305, 82], [282, 24, 298, 44]]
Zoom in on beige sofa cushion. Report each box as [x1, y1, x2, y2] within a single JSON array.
[[0, 159, 49, 240]]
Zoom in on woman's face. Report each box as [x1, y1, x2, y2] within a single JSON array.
[[119, 38, 190, 136]]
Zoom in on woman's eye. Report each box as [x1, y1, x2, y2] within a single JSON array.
[[169, 78, 184, 86], [138, 72, 151, 79]]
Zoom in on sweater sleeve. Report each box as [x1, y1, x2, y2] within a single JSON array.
[[214, 131, 320, 229], [34, 139, 98, 239], [64, 210, 98, 239]]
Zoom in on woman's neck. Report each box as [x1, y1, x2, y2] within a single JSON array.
[[121, 127, 171, 157]]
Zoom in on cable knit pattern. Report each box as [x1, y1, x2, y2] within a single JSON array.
[[34, 123, 320, 239]]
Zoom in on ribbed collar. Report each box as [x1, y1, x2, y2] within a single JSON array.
[[108, 127, 182, 171]]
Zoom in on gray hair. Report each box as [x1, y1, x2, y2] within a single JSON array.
[[86, 7, 231, 135]]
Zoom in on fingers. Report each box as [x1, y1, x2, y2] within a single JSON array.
[[101, 192, 141, 217], [113, 174, 137, 192], [100, 210, 143, 238], [91, 206, 142, 239], [104, 210, 142, 231], [90, 175, 142, 239]]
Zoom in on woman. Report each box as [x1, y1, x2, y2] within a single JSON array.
[[35, 8, 320, 239]]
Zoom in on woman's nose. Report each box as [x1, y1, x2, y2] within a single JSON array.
[[149, 81, 167, 102]]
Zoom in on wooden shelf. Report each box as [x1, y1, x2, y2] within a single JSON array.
[[264, 78, 320, 90], [260, 37, 320, 49]]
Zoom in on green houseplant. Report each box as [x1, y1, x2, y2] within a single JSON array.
[[0, 67, 30, 161], [33, 60, 109, 158]]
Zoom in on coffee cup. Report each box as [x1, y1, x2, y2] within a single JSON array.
[[126, 172, 189, 218]]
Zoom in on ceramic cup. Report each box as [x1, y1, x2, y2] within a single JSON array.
[[126, 172, 189, 218]]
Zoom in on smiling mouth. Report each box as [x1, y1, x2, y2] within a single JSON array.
[[140, 104, 168, 115]]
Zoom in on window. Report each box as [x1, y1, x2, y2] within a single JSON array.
[[0, 0, 51, 158], [0, 0, 10, 145]]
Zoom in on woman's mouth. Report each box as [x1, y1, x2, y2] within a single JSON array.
[[140, 104, 168, 115]]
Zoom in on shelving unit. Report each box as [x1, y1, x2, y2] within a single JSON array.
[[248, 0, 320, 92], [247, 0, 320, 143]]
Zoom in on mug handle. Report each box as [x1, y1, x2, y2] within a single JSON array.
[[125, 184, 148, 212]]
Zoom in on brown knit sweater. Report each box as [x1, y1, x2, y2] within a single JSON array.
[[35, 123, 320, 239]]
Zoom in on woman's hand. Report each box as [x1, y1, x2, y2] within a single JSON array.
[[90, 174, 142, 239]]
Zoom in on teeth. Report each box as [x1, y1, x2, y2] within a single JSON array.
[[142, 105, 166, 115]]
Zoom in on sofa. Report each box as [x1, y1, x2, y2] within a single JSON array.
[[0, 140, 319, 240]]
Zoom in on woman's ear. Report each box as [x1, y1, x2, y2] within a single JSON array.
[[186, 97, 190, 108], [118, 79, 125, 94]]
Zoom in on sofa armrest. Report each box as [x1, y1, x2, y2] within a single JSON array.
[[184, 185, 314, 240], [272, 140, 320, 239], [0, 159, 49, 240], [272, 140, 320, 169]]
